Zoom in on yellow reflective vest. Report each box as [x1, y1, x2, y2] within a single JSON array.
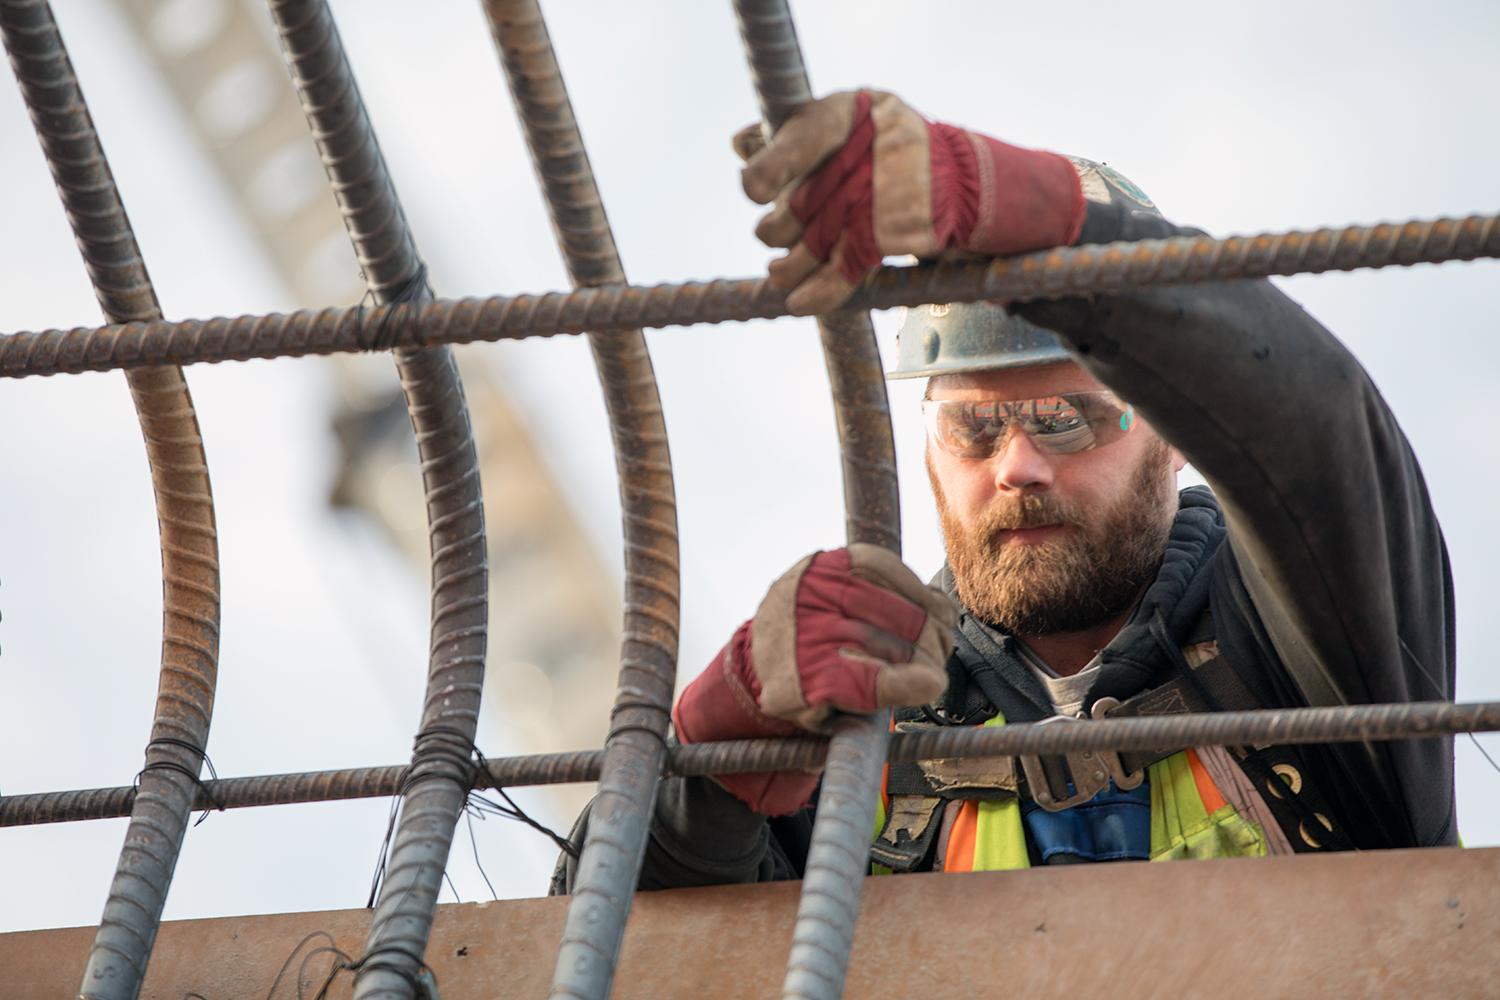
[[873, 714, 1270, 873]]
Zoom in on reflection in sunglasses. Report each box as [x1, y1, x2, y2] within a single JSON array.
[[922, 392, 1135, 460]]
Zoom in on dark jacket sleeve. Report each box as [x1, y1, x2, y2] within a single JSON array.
[[1016, 197, 1457, 847], [550, 770, 809, 894]]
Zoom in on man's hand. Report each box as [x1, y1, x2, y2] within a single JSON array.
[[735, 89, 1086, 314], [672, 544, 958, 815]]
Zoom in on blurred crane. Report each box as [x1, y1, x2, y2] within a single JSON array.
[[111, 0, 621, 818]]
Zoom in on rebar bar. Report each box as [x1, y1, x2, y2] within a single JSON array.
[[731, 4, 897, 998], [5, 701, 1494, 828], [1, 213, 1494, 379], [267, 3, 489, 997], [481, 4, 682, 997], [0, 4, 223, 997]]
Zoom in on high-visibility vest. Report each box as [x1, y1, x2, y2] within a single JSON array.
[[873, 714, 1270, 873]]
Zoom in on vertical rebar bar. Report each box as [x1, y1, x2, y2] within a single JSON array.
[[732, 2, 900, 997], [0, 3, 223, 997], [266, 3, 489, 997], [481, 3, 681, 997]]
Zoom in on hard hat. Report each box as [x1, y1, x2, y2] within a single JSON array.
[[889, 157, 1160, 380], [889, 302, 1067, 380]]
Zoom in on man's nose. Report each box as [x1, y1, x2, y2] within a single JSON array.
[[990, 428, 1055, 492]]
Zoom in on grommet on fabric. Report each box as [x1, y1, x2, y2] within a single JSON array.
[[1300, 812, 1334, 849], [1266, 763, 1304, 799]]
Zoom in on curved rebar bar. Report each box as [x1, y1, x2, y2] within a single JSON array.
[[2, 212, 1495, 378], [6, 700, 1494, 828], [481, 4, 682, 996], [731, 4, 897, 997], [267, 3, 488, 997], [0, 5, 223, 997]]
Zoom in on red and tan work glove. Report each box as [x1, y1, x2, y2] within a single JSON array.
[[735, 89, 1086, 314], [672, 544, 959, 816]]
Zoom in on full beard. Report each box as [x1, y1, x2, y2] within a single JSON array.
[[930, 437, 1177, 636]]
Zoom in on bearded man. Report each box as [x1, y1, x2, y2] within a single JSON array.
[[555, 91, 1456, 888]]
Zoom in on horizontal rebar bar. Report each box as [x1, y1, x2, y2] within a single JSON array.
[[4, 700, 1492, 828], [1, 214, 1494, 379]]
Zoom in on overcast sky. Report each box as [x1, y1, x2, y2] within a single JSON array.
[[1, 0, 1497, 935]]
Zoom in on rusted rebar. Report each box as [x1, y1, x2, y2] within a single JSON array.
[[5, 700, 1494, 828], [267, 3, 489, 997], [481, 4, 682, 997], [1, 4, 222, 998], [1, 213, 1495, 379], [730, 5, 897, 998]]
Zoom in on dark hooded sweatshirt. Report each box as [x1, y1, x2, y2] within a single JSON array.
[[552, 188, 1457, 892]]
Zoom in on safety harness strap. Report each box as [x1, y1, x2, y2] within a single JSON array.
[[886, 652, 1255, 803], [875, 623, 1354, 868]]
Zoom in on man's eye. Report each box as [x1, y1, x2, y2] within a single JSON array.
[[934, 406, 1005, 456], [1030, 414, 1087, 435], [1021, 399, 1087, 435], [951, 415, 1002, 448]]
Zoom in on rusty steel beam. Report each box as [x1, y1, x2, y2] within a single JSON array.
[[0, 213, 1495, 378], [730, 3, 897, 998], [266, 3, 490, 997], [0, 3, 223, 998], [3, 699, 1496, 828], [2, 847, 1494, 998], [480, 4, 682, 998]]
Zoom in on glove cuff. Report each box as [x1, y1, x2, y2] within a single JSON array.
[[672, 621, 816, 817], [712, 769, 821, 817], [672, 621, 799, 745], [928, 120, 981, 250], [962, 131, 1086, 255]]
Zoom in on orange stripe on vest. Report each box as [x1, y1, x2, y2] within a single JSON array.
[[1186, 748, 1228, 814], [944, 800, 980, 872]]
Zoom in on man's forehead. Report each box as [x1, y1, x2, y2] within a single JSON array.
[[925, 361, 1103, 399]]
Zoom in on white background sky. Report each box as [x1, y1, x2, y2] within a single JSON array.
[[1, 0, 1497, 935]]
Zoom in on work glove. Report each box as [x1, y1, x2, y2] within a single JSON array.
[[735, 89, 1086, 314], [672, 544, 959, 816]]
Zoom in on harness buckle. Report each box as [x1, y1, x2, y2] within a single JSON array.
[[1090, 696, 1147, 791], [1017, 716, 1113, 812]]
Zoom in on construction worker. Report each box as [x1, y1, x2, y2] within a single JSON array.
[[555, 90, 1456, 887]]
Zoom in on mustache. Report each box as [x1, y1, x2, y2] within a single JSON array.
[[974, 493, 1075, 534]]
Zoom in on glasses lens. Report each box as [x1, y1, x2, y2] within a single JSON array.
[[924, 392, 1134, 459]]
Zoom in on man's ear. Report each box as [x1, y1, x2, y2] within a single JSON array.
[[1170, 446, 1188, 473]]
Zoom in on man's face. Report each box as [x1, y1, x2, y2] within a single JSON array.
[[925, 361, 1182, 636]]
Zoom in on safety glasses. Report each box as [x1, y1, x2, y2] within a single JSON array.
[[922, 391, 1136, 460]]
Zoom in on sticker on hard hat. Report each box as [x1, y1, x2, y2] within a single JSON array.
[[1068, 157, 1112, 205], [1098, 164, 1155, 208]]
